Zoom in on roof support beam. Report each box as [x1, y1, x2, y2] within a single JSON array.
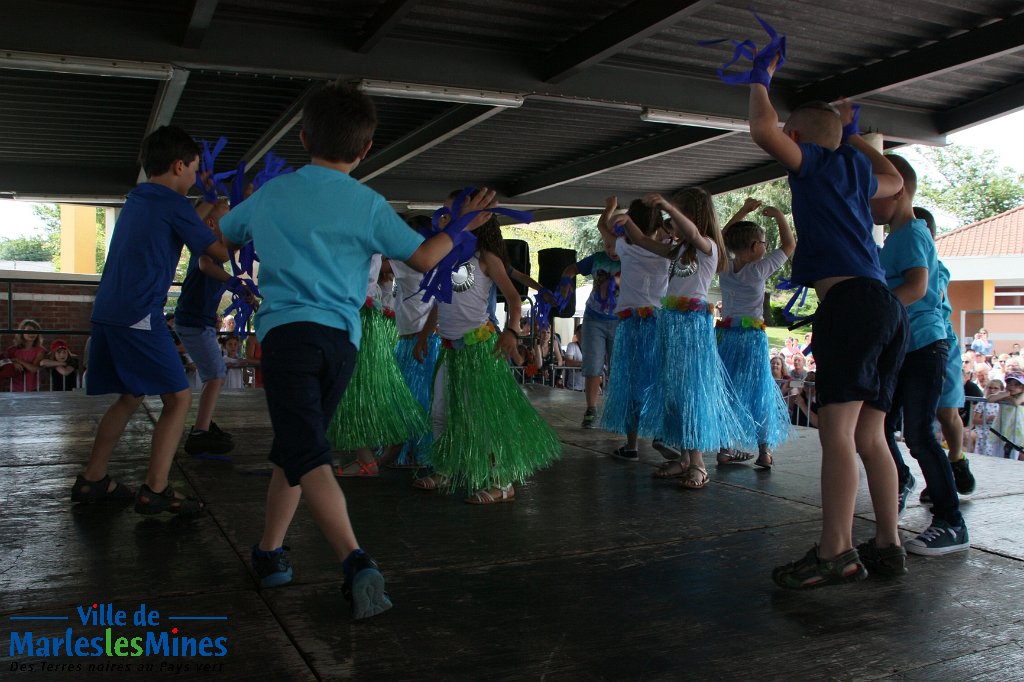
[[352, 104, 506, 182], [239, 83, 322, 170], [136, 68, 190, 183], [182, 0, 219, 49], [507, 128, 732, 197], [351, 0, 419, 54], [797, 13, 1024, 103], [541, 0, 717, 84], [935, 78, 1024, 135]]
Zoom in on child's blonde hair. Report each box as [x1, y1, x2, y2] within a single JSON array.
[[669, 187, 728, 273], [16, 319, 42, 348], [723, 220, 764, 256]]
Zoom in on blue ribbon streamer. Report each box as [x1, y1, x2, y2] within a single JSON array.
[[253, 152, 294, 192], [698, 11, 786, 88], [595, 276, 617, 315], [775, 278, 811, 322], [198, 137, 237, 203], [228, 161, 247, 208], [534, 290, 554, 330], [415, 188, 533, 305]]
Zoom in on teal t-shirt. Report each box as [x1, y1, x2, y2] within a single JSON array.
[[879, 219, 945, 351], [219, 165, 423, 347], [937, 260, 958, 345]]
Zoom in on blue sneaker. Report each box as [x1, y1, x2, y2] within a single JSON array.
[[905, 519, 970, 556], [897, 472, 916, 515], [342, 550, 393, 620], [251, 545, 293, 588]]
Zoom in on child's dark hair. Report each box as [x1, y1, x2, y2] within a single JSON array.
[[913, 206, 936, 237], [140, 126, 201, 178], [301, 83, 377, 162], [626, 198, 663, 238], [475, 216, 509, 266], [723, 220, 764, 254], [669, 187, 728, 273]]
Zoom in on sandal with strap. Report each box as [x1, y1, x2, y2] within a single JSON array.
[[335, 460, 379, 478], [717, 449, 755, 465], [772, 545, 867, 589], [653, 461, 687, 479], [465, 485, 515, 505], [412, 473, 448, 490], [134, 484, 206, 517], [755, 449, 774, 469], [679, 465, 709, 490], [70, 474, 135, 506]]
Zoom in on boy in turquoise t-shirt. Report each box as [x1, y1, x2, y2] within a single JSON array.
[[873, 154, 969, 556], [218, 83, 496, 620]]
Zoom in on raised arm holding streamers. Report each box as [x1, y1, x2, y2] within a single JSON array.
[[724, 197, 763, 231]]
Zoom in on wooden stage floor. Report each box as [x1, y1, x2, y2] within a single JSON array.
[[2, 387, 1023, 681]]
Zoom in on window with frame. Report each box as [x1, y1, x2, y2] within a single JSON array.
[[994, 285, 1024, 309]]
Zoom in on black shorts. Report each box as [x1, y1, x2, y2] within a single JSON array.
[[812, 278, 908, 411]]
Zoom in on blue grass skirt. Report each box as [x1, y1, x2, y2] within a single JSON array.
[[716, 324, 791, 449], [431, 334, 561, 490], [393, 334, 441, 465], [640, 307, 758, 451], [326, 306, 429, 450], [599, 312, 660, 434]]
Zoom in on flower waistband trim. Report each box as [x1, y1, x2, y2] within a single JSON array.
[[716, 315, 768, 331], [442, 321, 497, 349], [616, 306, 656, 320], [661, 295, 714, 315]]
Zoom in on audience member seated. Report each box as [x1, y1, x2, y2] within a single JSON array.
[[789, 352, 809, 381], [789, 370, 818, 428], [562, 325, 585, 391]]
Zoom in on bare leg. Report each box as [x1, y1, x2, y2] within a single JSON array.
[[936, 407, 964, 462], [299, 464, 360, 561], [194, 377, 224, 432], [817, 402, 863, 558], [626, 431, 638, 450], [376, 443, 403, 466], [259, 466, 303, 551], [855, 406, 901, 547], [144, 388, 192, 494], [84, 393, 144, 485], [585, 375, 601, 410]]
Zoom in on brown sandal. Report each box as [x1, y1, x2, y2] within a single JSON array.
[[679, 466, 709, 490], [653, 461, 687, 479], [465, 485, 515, 505], [412, 473, 448, 490]]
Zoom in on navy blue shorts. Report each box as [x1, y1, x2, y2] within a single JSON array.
[[261, 322, 357, 486], [86, 322, 189, 397], [812, 278, 908, 411]]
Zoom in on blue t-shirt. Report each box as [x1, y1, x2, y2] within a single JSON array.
[[92, 183, 217, 330], [788, 143, 884, 286], [879, 219, 945, 351], [174, 252, 225, 329], [218, 165, 424, 347], [937, 260, 958, 344], [577, 252, 621, 320]]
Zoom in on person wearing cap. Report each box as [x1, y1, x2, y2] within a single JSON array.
[[988, 373, 1024, 460], [39, 339, 80, 391]]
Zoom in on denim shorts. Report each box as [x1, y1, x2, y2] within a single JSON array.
[[175, 323, 226, 382], [581, 314, 619, 377]]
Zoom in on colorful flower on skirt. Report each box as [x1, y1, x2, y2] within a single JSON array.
[[716, 315, 767, 331], [661, 295, 713, 315], [382, 307, 396, 319]]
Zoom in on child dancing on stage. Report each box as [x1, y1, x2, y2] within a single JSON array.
[[716, 198, 796, 468], [617, 190, 757, 489], [425, 214, 561, 503]]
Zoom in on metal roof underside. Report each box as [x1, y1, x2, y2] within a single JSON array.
[[1, 0, 1023, 220]]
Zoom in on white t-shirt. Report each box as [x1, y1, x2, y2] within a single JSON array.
[[666, 241, 719, 299], [437, 253, 494, 340], [563, 342, 585, 390], [391, 260, 436, 336], [365, 253, 383, 302], [614, 237, 670, 312], [719, 248, 788, 319], [224, 355, 245, 389]]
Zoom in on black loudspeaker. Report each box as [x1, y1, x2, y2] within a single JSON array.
[[500, 239, 530, 301], [538, 247, 577, 317]]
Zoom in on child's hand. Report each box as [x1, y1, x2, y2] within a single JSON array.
[[642, 193, 667, 208], [603, 196, 618, 214], [461, 187, 497, 232], [740, 197, 762, 215], [766, 50, 782, 78], [836, 99, 857, 126], [761, 206, 784, 221], [413, 334, 429, 363], [494, 329, 517, 359]]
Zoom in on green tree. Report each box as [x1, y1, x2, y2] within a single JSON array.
[[912, 145, 1024, 227], [31, 203, 62, 269], [567, 214, 603, 257], [0, 237, 52, 261]]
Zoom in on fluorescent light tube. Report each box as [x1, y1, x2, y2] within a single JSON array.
[[359, 80, 524, 108], [640, 108, 749, 131], [0, 50, 173, 80]]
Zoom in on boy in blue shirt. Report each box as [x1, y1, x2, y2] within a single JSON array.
[[872, 155, 969, 555], [173, 199, 236, 456], [748, 55, 909, 588], [71, 125, 230, 516], [218, 83, 496, 620]]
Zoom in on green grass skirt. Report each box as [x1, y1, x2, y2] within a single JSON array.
[[327, 306, 429, 450], [431, 335, 561, 490]]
